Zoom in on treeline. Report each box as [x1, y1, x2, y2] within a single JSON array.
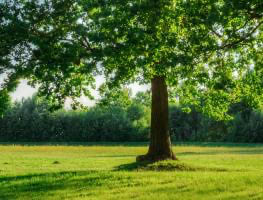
[[170, 104, 263, 143], [0, 89, 263, 143], [0, 89, 151, 142]]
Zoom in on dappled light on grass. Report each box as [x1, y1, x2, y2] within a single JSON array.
[[0, 143, 263, 199]]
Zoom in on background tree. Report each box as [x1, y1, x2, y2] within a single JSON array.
[[0, 89, 11, 118], [97, 85, 132, 109], [133, 91, 151, 108], [0, 91, 150, 142], [1, 0, 262, 161]]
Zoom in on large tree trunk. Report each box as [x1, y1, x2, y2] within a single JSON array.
[[136, 76, 176, 162]]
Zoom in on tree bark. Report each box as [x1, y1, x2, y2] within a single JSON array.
[[136, 76, 176, 162]]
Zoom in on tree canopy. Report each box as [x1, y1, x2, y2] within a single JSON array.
[[1, 0, 262, 116]]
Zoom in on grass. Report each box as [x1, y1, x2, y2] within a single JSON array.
[[0, 143, 263, 200]]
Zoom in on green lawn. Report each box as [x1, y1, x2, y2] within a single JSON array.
[[0, 143, 263, 200]]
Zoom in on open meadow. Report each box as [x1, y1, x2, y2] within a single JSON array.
[[0, 143, 263, 200]]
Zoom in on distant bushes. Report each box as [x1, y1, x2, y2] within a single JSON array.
[[226, 111, 263, 143], [169, 104, 263, 143], [0, 91, 263, 143], [0, 94, 150, 142], [0, 89, 11, 117], [49, 106, 149, 142]]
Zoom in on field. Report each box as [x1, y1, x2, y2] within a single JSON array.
[[0, 143, 263, 200]]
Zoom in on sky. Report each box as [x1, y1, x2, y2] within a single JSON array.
[[8, 76, 150, 106]]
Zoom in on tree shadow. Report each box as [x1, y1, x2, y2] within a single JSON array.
[[0, 171, 90, 182], [0, 149, 255, 200], [88, 155, 135, 158], [0, 170, 114, 200], [115, 160, 236, 172], [115, 161, 153, 171]]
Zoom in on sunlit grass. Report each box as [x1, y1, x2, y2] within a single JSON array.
[[0, 143, 263, 200]]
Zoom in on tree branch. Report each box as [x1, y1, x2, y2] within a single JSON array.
[[221, 20, 263, 49]]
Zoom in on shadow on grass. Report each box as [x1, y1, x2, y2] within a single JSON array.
[[0, 171, 88, 182], [115, 160, 234, 172], [88, 155, 135, 158], [0, 164, 200, 199], [0, 170, 115, 200], [0, 155, 251, 200]]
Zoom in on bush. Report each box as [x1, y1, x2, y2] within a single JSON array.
[[0, 95, 150, 142], [1, 92, 263, 143]]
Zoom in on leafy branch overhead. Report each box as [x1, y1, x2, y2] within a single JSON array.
[[0, 0, 262, 117]]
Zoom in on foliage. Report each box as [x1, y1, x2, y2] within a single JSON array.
[[227, 111, 263, 143], [0, 89, 11, 117], [1, 90, 263, 143], [169, 103, 263, 143], [133, 91, 151, 107], [97, 85, 132, 108], [0, 92, 150, 142], [0, 0, 262, 117]]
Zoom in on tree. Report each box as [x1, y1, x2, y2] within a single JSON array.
[[97, 84, 132, 108], [0, 89, 11, 117], [133, 91, 151, 107], [1, 0, 262, 161]]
